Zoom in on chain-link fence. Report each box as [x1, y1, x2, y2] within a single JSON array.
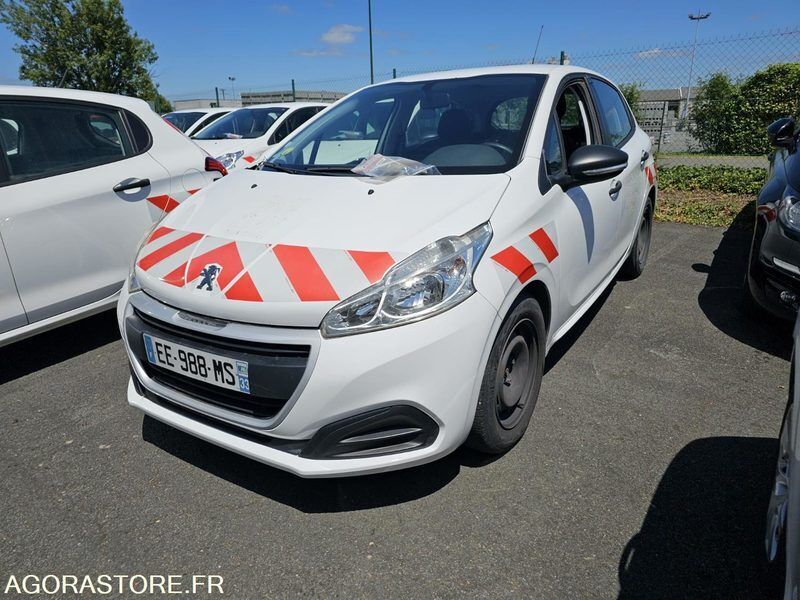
[[170, 27, 800, 170]]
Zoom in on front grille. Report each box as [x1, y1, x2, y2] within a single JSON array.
[[126, 309, 310, 420]]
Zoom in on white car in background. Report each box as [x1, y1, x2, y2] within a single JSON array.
[[119, 65, 656, 477], [163, 107, 230, 137], [191, 102, 326, 171], [0, 86, 227, 347]]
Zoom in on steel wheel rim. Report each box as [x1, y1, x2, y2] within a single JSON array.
[[495, 318, 537, 430], [766, 403, 792, 561]]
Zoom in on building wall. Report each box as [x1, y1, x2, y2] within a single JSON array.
[[172, 99, 243, 110], [240, 90, 344, 106]]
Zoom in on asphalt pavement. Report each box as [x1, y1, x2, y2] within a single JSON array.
[[0, 221, 792, 599]]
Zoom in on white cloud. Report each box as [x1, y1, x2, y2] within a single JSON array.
[[294, 48, 343, 57], [636, 48, 662, 59], [321, 24, 363, 45]]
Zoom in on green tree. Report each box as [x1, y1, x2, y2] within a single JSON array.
[[618, 82, 643, 123], [691, 65, 800, 155], [739, 63, 800, 154], [0, 0, 161, 102]]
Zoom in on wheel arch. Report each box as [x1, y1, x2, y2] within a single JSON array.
[[507, 278, 552, 337]]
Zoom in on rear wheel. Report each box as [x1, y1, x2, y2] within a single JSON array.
[[621, 198, 654, 279], [467, 298, 545, 454]]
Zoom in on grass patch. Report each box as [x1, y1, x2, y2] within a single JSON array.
[[657, 165, 766, 195], [656, 189, 754, 229]]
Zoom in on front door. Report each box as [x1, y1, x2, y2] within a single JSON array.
[[0, 97, 172, 323]]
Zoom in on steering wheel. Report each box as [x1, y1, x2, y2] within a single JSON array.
[[483, 141, 514, 156]]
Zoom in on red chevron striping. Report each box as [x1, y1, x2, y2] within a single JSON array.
[[146, 226, 175, 244], [491, 246, 536, 283], [645, 165, 654, 185], [147, 194, 180, 213], [137, 232, 203, 272], [187, 188, 201, 195], [529, 228, 559, 262], [273, 245, 339, 301], [347, 250, 395, 284], [242, 156, 256, 164]]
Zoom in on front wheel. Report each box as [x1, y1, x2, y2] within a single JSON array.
[[467, 298, 545, 454], [620, 198, 654, 279]]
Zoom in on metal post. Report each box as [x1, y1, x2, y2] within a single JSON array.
[[657, 100, 668, 153], [559, 50, 566, 65], [215, 87, 220, 107], [220, 88, 226, 100], [392, 68, 396, 79], [684, 11, 711, 117], [228, 76, 236, 101], [291, 79, 296, 102], [368, 0, 374, 84]]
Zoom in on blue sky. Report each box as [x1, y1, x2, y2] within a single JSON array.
[[0, 0, 797, 99]]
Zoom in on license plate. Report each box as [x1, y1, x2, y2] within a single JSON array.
[[143, 333, 250, 394]]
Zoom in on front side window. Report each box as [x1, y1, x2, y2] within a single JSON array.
[[543, 114, 564, 175], [269, 74, 546, 175], [589, 79, 633, 146], [193, 107, 287, 140], [163, 111, 204, 132], [0, 100, 131, 184], [269, 107, 321, 145]]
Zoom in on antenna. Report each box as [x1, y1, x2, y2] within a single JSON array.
[[532, 25, 544, 64]]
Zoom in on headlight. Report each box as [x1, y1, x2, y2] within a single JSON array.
[[216, 150, 244, 170], [321, 223, 492, 338], [779, 189, 800, 231], [127, 266, 141, 293], [127, 223, 160, 293]]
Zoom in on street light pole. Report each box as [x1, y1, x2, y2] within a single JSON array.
[[228, 76, 236, 101], [684, 11, 710, 117], [368, 0, 374, 85]]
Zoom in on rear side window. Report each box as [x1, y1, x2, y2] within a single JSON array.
[[589, 79, 633, 146], [0, 100, 133, 184]]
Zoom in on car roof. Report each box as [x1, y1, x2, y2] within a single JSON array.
[[0, 85, 152, 111], [377, 64, 601, 85]]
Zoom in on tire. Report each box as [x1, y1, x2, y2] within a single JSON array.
[[467, 297, 545, 454], [620, 198, 654, 279], [763, 398, 792, 596]]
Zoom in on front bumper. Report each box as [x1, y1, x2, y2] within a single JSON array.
[[748, 215, 800, 321], [118, 288, 498, 477]]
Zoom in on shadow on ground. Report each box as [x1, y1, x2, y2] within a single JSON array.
[[0, 310, 119, 384], [142, 416, 499, 513], [694, 205, 792, 360], [618, 436, 781, 599]]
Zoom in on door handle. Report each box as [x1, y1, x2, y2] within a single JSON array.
[[609, 180, 622, 197], [640, 151, 649, 169], [113, 178, 150, 193]]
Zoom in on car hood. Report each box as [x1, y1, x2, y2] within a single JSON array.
[[192, 138, 264, 168], [134, 169, 510, 327]]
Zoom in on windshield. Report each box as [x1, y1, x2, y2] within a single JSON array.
[[193, 107, 288, 140], [163, 111, 204, 132], [268, 74, 546, 175]]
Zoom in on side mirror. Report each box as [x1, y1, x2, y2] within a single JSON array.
[[556, 145, 628, 189], [767, 117, 796, 151]]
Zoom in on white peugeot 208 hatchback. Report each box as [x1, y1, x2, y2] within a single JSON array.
[[118, 65, 657, 477]]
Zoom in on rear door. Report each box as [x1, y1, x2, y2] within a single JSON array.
[[0, 96, 172, 323], [587, 77, 647, 259]]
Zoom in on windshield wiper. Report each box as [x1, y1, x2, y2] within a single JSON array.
[[260, 161, 305, 174], [304, 165, 364, 175]]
